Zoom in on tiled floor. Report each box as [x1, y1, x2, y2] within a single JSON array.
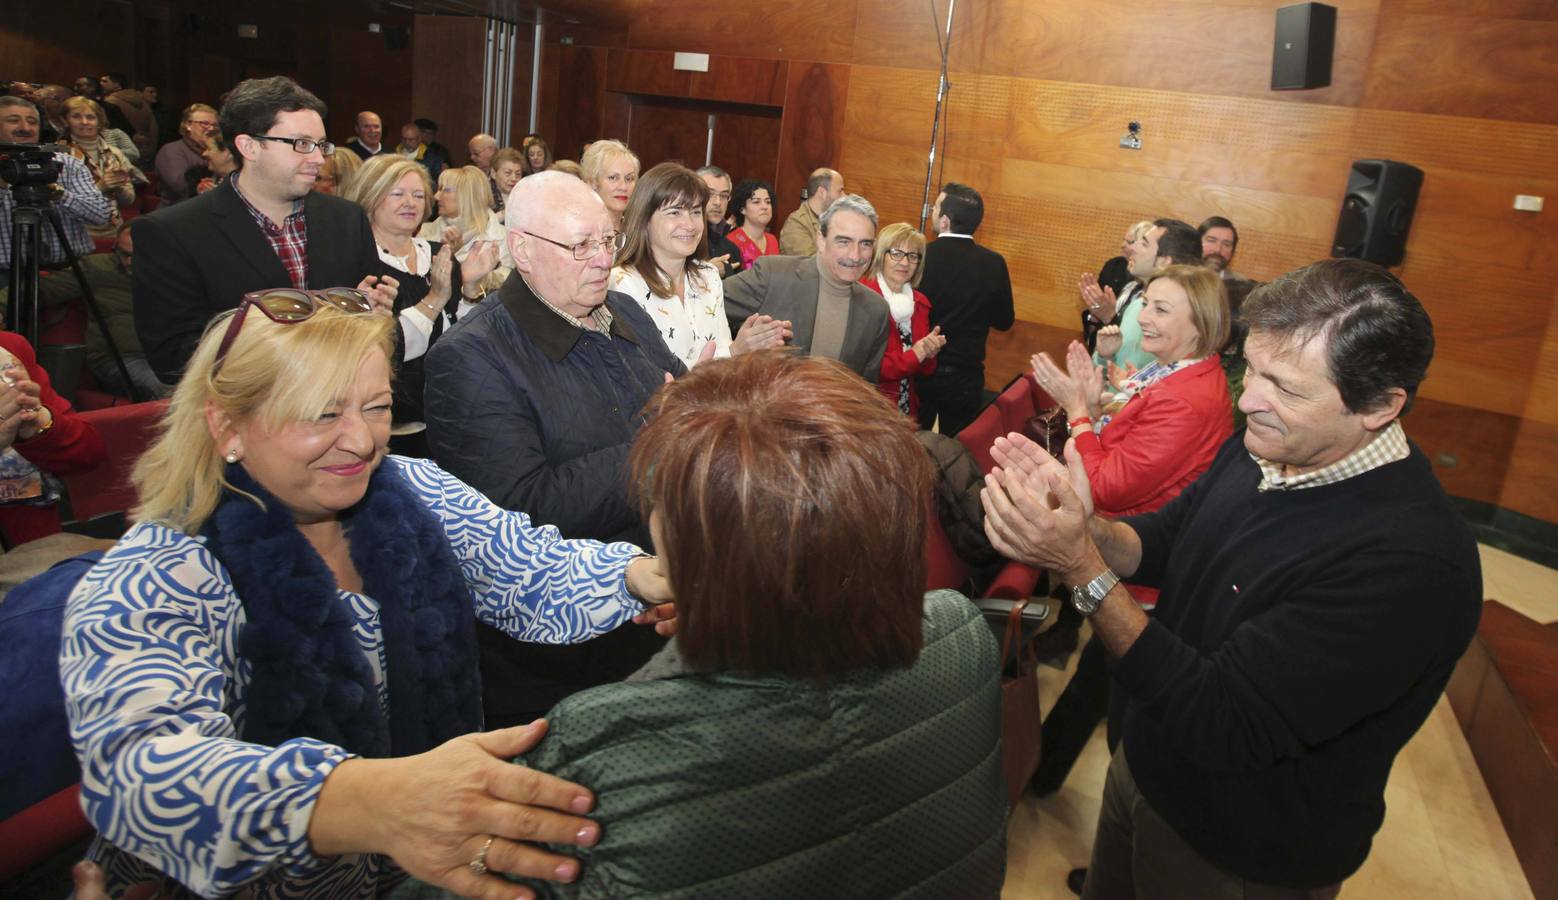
[[1001, 544, 1542, 899]]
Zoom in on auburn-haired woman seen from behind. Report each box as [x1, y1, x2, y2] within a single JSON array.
[[392, 350, 1008, 900]]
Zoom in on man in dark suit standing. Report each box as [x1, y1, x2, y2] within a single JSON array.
[[916, 183, 1014, 435], [132, 77, 396, 381]]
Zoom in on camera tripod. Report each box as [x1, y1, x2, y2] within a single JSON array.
[[5, 182, 143, 402]]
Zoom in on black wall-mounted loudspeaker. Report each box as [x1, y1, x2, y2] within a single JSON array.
[[1331, 160, 1424, 267], [1272, 2, 1337, 90]]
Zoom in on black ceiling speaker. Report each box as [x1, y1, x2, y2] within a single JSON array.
[[1272, 2, 1337, 90], [1332, 160, 1424, 267]]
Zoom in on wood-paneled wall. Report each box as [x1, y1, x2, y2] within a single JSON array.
[[541, 0, 1558, 524], [3, 0, 416, 147]]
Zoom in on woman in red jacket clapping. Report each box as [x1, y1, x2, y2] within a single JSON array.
[[1025, 264, 1232, 811], [860, 223, 945, 417]]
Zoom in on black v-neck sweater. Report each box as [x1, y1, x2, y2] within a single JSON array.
[[1114, 432, 1482, 889]]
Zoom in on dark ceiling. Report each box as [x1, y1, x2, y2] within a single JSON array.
[[361, 0, 638, 27]]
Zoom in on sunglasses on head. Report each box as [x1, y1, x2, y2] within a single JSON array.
[[212, 287, 376, 374]]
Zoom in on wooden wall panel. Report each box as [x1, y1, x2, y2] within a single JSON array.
[[623, 0, 858, 64], [1362, 15, 1558, 123], [606, 50, 788, 107], [627, 101, 716, 173], [1382, 0, 1558, 18], [551, 45, 611, 161], [710, 111, 785, 187], [981, 0, 1379, 107], [1502, 419, 1558, 525], [409, 17, 486, 168], [542, 0, 1558, 522], [774, 63, 851, 221], [1, 1, 136, 88]]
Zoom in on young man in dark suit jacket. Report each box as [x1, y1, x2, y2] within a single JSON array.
[[132, 77, 395, 382], [916, 183, 1014, 435]]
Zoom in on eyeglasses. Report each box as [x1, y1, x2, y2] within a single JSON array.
[[886, 248, 922, 264], [212, 288, 374, 374], [523, 230, 625, 261], [248, 134, 336, 156]]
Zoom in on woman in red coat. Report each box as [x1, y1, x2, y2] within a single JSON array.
[[1033, 263, 1233, 528], [1025, 264, 1232, 806], [0, 331, 106, 546], [860, 223, 946, 417]]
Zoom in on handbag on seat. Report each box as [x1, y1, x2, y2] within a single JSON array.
[[975, 596, 1049, 811]]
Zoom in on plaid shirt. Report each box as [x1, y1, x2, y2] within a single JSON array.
[[523, 272, 613, 333], [0, 153, 112, 269], [1255, 419, 1409, 491], [230, 172, 309, 288]]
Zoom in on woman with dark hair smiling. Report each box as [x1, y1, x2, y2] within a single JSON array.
[[610, 162, 790, 368], [394, 351, 1008, 899], [726, 177, 780, 270]]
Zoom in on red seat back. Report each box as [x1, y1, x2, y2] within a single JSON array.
[[956, 401, 1003, 474], [994, 374, 1038, 435], [924, 505, 971, 592], [62, 400, 168, 523], [0, 785, 90, 881]]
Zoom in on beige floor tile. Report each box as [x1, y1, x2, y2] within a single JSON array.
[[1478, 544, 1558, 625], [1002, 678, 1534, 898]]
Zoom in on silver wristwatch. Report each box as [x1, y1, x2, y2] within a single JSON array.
[[1070, 569, 1121, 617]]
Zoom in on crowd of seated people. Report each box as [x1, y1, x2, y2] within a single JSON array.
[[0, 68, 1480, 900]]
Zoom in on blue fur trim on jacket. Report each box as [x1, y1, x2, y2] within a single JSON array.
[[201, 461, 481, 757]]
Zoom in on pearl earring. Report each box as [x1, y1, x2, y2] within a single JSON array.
[[225, 450, 239, 463]]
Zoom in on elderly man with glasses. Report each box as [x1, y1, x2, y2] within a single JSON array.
[[131, 76, 397, 382], [423, 171, 685, 730]]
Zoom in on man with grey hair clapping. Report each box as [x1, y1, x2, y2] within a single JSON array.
[[723, 193, 891, 381]]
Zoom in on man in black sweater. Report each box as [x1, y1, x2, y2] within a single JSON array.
[[916, 183, 1014, 435], [983, 258, 1481, 897]]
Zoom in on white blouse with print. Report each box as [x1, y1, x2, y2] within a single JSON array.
[[610, 261, 732, 368]]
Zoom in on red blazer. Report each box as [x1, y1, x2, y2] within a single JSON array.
[[1075, 356, 1231, 609], [0, 332, 107, 546], [1075, 356, 1232, 519], [861, 275, 938, 416]]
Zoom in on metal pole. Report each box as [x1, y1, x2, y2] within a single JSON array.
[[500, 22, 517, 144], [705, 114, 716, 167], [528, 14, 545, 134], [919, 0, 957, 231], [480, 21, 495, 135]]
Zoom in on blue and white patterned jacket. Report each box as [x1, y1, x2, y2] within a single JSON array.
[[60, 456, 647, 899]]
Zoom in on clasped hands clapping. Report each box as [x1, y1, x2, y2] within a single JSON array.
[[981, 432, 1096, 584], [0, 369, 50, 450], [1030, 341, 1104, 423]]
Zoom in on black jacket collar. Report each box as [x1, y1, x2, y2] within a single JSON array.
[[498, 271, 641, 362]]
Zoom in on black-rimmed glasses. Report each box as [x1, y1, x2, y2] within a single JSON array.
[[248, 134, 336, 156], [523, 230, 625, 261], [212, 288, 374, 374], [886, 248, 922, 264]]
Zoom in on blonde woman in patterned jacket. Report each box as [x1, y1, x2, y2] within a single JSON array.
[[61, 298, 673, 899]]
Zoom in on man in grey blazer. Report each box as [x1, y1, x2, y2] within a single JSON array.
[[724, 194, 891, 382]]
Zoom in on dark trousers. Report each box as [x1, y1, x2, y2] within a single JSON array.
[[1083, 746, 1343, 900], [917, 363, 985, 436], [1031, 632, 1116, 794]]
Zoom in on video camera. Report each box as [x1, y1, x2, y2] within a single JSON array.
[[0, 142, 64, 188]]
